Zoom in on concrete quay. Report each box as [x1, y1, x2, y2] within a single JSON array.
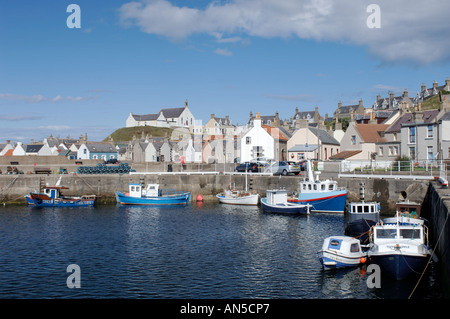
[[0, 172, 429, 214]]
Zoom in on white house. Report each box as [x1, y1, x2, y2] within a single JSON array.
[[126, 100, 196, 129], [126, 111, 168, 128], [240, 112, 274, 162]]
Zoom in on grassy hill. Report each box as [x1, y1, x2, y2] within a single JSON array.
[[104, 126, 174, 142]]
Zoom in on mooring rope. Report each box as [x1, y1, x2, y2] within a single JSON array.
[[408, 211, 449, 299]]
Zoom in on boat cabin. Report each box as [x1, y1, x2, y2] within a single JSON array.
[[128, 183, 161, 198], [299, 179, 339, 193], [42, 186, 68, 199], [266, 189, 288, 205], [348, 201, 380, 223], [396, 200, 421, 217], [371, 223, 427, 245]]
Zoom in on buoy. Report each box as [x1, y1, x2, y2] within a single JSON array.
[[360, 257, 366, 264], [196, 194, 204, 202]]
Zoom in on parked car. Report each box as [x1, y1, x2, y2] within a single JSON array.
[[298, 160, 308, 171], [105, 158, 119, 164], [286, 161, 301, 175], [235, 162, 263, 172], [264, 161, 290, 175]]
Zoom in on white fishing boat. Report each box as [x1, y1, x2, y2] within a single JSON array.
[[261, 189, 310, 215], [318, 236, 367, 270], [367, 218, 432, 280], [216, 170, 259, 205]]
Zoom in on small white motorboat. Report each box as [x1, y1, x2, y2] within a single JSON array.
[[318, 236, 367, 270], [261, 189, 310, 215]]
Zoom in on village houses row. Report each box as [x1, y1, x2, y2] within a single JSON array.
[[1, 78, 450, 165]]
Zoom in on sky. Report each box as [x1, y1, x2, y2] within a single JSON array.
[[1, 0, 450, 143]]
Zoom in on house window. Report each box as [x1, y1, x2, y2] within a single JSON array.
[[409, 146, 416, 160], [379, 147, 383, 156], [93, 155, 98, 159], [393, 146, 398, 155], [393, 133, 397, 141], [351, 135, 356, 145], [246, 137, 251, 145], [83, 149, 87, 154], [297, 153, 304, 160], [409, 127, 416, 143], [428, 146, 434, 161], [427, 125, 433, 138]]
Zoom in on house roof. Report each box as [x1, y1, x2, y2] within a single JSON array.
[[288, 144, 319, 152], [262, 125, 288, 141], [160, 107, 185, 118], [85, 143, 117, 153], [385, 113, 414, 133], [3, 149, 13, 156], [26, 144, 43, 153], [329, 150, 362, 160], [132, 113, 160, 121], [309, 127, 340, 145], [354, 124, 388, 143]]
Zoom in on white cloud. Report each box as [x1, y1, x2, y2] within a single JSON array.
[[118, 0, 450, 64], [214, 48, 233, 56], [0, 93, 98, 104]]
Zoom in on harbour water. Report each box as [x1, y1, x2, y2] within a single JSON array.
[[0, 203, 443, 299]]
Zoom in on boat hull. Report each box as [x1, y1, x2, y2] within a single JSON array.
[[318, 251, 365, 270], [261, 197, 310, 215], [288, 190, 347, 213], [25, 194, 95, 207], [368, 253, 428, 280], [116, 191, 191, 205], [216, 193, 259, 205]]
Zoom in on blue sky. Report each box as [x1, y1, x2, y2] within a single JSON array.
[[1, 0, 450, 143]]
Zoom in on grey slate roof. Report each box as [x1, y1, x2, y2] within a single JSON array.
[[26, 144, 43, 153], [132, 114, 160, 121], [309, 127, 340, 145], [288, 144, 319, 152], [160, 107, 184, 118], [86, 143, 117, 153]]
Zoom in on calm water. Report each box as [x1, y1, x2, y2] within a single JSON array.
[[0, 203, 443, 299]]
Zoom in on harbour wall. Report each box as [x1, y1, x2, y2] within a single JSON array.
[[0, 173, 429, 215], [421, 182, 450, 296]]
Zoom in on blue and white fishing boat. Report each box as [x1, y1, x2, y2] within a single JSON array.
[[115, 183, 191, 205], [288, 160, 347, 213], [261, 189, 310, 215], [318, 236, 367, 270], [25, 178, 96, 207], [367, 217, 432, 280]]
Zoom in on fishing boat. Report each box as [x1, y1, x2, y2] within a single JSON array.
[[367, 218, 432, 280], [345, 200, 381, 244], [261, 189, 310, 215], [318, 236, 367, 270], [115, 183, 191, 205], [216, 190, 259, 205], [288, 160, 347, 213], [216, 171, 259, 205], [25, 178, 96, 207]]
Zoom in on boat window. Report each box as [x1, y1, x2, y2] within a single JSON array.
[[302, 184, 306, 190], [357, 206, 363, 213], [352, 205, 356, 213], [364, 206, 369, 213], [314, 184, 317, 190], [136, 186, 140, 192], [371, 206, 374, 213], [350, 243, 360, 252], [328, 185, 334, 190], [308, 184, 312, 190], [321, 184, 326, 190], [328, 239, 342, 250], [131, 186, 135, 192], [376, 229, 397, 239], [400, 229, 421, 239]]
